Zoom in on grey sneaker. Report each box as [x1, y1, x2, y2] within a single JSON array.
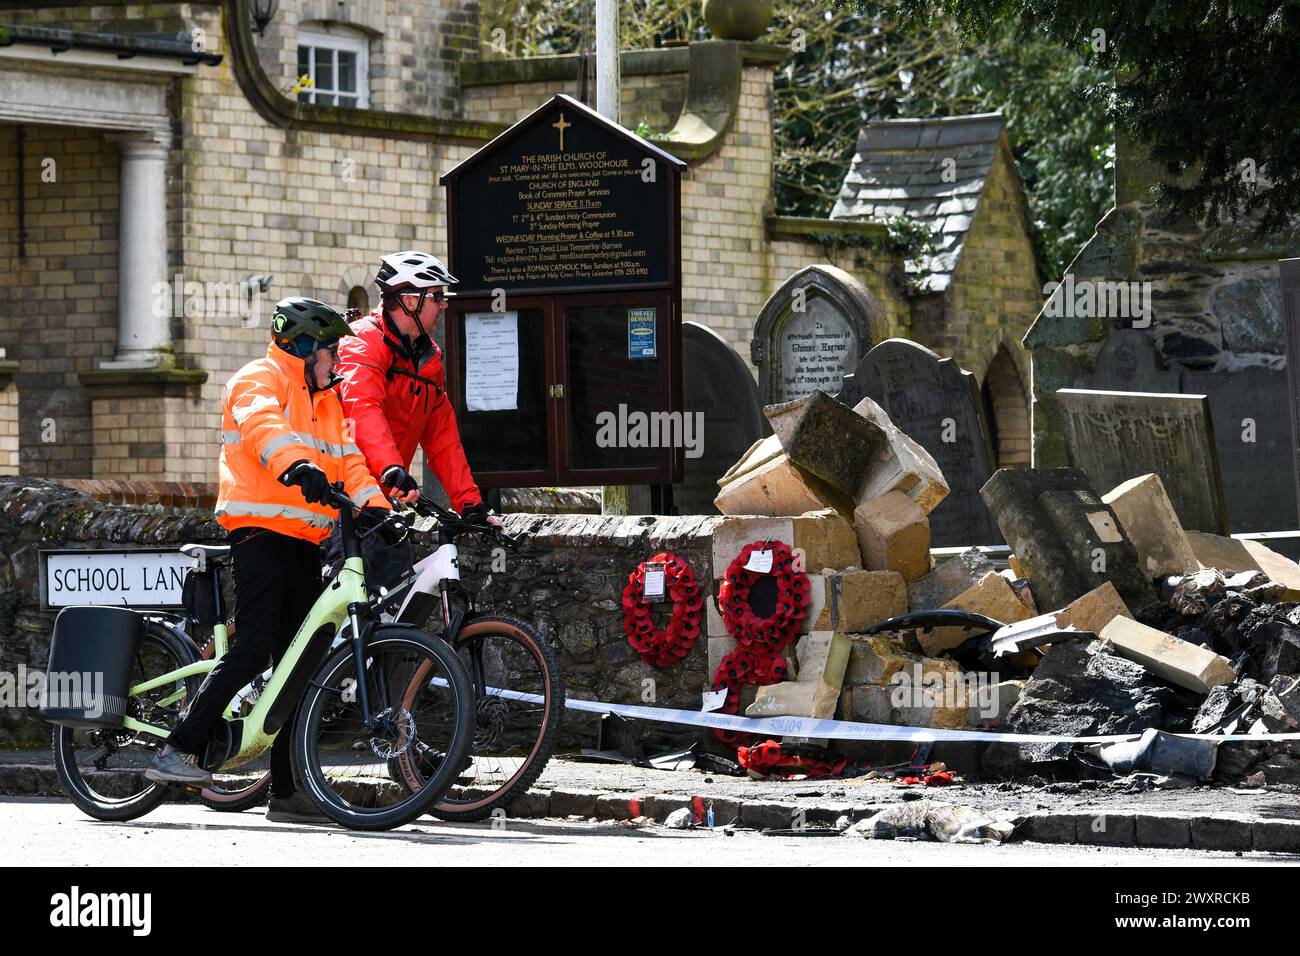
[[266, 790, 334, 825], [145, 750, 213, 787]]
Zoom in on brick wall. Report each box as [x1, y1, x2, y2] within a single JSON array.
[[0, 124, 119, 477]]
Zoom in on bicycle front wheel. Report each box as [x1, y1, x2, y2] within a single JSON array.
[[425, 615, 563, 822], [294, 625, 474, 831]]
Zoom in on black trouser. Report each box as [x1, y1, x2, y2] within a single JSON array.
[[169, 527, 324, 798]]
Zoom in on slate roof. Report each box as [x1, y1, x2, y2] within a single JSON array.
[[830, 112, 1006, 293]]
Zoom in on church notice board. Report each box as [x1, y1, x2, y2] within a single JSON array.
[[440, 93, 686, 488]]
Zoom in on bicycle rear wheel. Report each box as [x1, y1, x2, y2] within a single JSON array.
[[413, 615, 563, 822], [52, 620, 199, 822], [294, 625, 473, 831]]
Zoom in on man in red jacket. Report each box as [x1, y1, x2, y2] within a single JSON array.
[[335, 250, 492, 525]]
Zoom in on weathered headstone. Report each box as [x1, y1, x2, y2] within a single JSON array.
[[751, 264, 887, 405], [1283, 257, 1300, 530], [678, 322, 768, 515], [1056, 388, 1230, 535], [980, 467, 1159, 615], [1181, 367, 1294, 534], [1078, 328, 1180, 393], [838, 338, 1001, 546]]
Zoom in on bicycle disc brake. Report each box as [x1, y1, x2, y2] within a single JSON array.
[[369, 707, 415, 759]]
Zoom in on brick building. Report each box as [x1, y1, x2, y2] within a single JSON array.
[[0, 0, 1040, 491]]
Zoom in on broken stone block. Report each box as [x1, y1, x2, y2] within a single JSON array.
[[1001, 571, 1038, 614], [983, 640, 1175, 775], [1257, 686, 1298, 733], [747, 679, 840, 719], [1271, 675, 1300, 725], [845, 682, 970, 729], [979, 467, 1158, 615], [710, 511, 862, 578], [1261, 626, 1300, 682], [1169, 568, 1228, 616], [805, 569, 907, 632], [1187, 531, 1300, 599], [850, 395, 950, 513], [966, 680, 1024, 727], [1098, 617, 1236, 693], [1053, 581, 1134, 636], [1102, 473, 1199, 578], [918, 571, 1034, 656], [843, 635, 959, 687], [714, 450, 853, 518], [765, 390, 887, 498], [745, 631, 849, 719], [853, 489, 930, 582], [906, 547, 994, 611]]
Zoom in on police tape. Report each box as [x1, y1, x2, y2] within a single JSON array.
[[559, 695, 1300, 745], [451, 683, 1300, 745]]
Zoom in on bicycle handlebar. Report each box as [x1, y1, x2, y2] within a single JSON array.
[[322, 485, 520, 550]]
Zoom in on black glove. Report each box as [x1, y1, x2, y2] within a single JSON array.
[[357, 506, 408, 545], [279, 460, 330, 505], [381, 465, 419, 497], [460, 501, 489, 525]]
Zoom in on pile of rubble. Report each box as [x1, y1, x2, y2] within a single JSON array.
[[706, 389, 1300, 788]]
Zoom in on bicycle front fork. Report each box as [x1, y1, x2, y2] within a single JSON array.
[[347, 602, 390, 735]]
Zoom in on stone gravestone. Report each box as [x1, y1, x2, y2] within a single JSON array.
[[1078, 328, 1180, 393], [751, 264, 888, 405], [838, 338, 1001, 547], [980, 466, 1159, 615], [1284, 258, 1300, 529], [677, 322, 769, 515], [1072, 328, 1293, 534], [1181, 367, 1294, 534], [1056, 388, 1230, 535]]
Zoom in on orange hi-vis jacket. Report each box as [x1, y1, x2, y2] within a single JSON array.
[[216, 342, 390, 544]]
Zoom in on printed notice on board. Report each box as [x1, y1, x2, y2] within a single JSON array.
[[465, 312, 519, 411], [627, 307, 657, 359]]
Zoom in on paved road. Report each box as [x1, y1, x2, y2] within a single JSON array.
[[2, 797, 1293, 866]]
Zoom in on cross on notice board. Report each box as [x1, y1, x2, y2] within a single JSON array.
[[552, 113, 570, 152]]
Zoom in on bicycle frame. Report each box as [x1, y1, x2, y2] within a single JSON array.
[[121, 498, 377, 773]]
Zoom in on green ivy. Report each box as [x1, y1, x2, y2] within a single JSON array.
[[809, 215, 938, 295]]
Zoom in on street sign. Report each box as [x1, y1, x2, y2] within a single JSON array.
[[41, 548, 191, 609]]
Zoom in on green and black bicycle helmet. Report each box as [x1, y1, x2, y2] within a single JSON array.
[[271, 297, 353, 358]]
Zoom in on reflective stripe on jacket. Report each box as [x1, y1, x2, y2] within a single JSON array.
[[216, 342, 390, 543], [334, 310, 481, 513]]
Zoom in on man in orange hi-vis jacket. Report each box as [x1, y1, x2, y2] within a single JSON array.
[[146, 297, 389, 825]]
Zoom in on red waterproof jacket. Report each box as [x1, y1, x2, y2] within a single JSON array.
[[335, 309, 482, 513]]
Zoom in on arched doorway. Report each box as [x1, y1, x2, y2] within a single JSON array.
[[346, 285, 371, 313], [982, 347, 1030, 468]]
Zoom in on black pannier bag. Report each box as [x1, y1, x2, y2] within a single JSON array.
[[40, 605, 143, 728], [181, 567, 219, 627]]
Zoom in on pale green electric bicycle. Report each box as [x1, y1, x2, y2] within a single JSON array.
[[45, 484, 475, 831]]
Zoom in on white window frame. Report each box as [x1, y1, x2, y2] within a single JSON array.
[[297, 25, 369, 109]]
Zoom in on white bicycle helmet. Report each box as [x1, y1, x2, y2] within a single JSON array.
[[375, 251, 458, 295]]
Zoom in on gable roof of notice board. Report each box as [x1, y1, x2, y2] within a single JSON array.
[[830, 111, 1010, 294], [440, 93, 687, 183]]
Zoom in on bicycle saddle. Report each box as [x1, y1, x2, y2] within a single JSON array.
[[180, 543, 232, 569]]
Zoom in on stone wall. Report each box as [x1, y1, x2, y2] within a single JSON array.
[[0, 477, 721, 747], [0, 478, 223, 747], [1024, 136, 1296, 532]]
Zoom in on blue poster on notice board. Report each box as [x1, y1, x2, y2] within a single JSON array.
[[627, 308, 657, 359]]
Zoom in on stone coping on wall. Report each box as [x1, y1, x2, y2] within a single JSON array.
[[0, 477, 222, 544], [58, 479, 218, 511], [497, 512, 722, 553]]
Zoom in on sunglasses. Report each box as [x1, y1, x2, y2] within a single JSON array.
[[400, 290, 449, 305]]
